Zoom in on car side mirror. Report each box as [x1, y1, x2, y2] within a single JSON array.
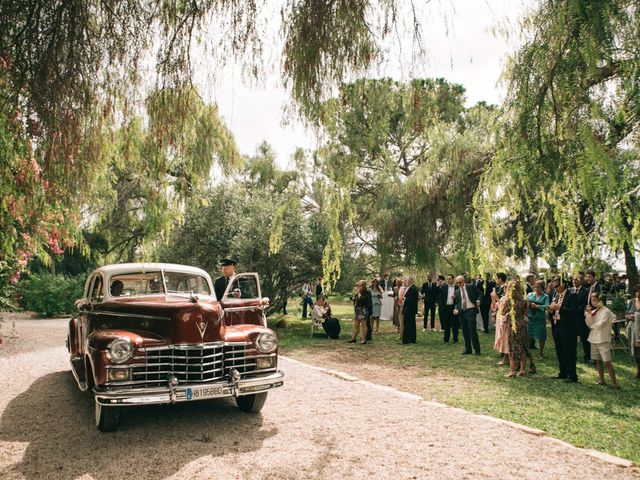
[[75, 299, 91, 311]]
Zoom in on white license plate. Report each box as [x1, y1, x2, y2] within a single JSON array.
[[185, 385, 224, 400]]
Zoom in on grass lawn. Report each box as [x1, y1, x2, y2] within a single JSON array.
[[269, 297, 640, 464]]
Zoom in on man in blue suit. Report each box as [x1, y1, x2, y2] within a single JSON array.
[[453, 275, 482, 355]]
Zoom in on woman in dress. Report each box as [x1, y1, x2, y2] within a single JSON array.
[[626, 285, 640, 379], [527, 281, 549, 359], [392, 278, 404, 333], [349, 280, 372, 344], [492, 272, 509, 365], [501, 280, 530, 377], [370, 278, 383, 334]]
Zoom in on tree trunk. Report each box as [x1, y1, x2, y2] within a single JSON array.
[[623, 240, 638, 294], [528, 254, 539, 274]]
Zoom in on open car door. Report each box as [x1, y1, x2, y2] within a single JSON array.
[[220, 272, 267, 326]]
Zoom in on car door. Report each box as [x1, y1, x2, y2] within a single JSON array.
[[220, 273, 267, 326]]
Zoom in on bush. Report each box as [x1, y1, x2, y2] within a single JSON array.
[[17, 273, 86, 317]]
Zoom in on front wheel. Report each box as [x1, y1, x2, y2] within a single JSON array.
[[95, 401, 121, 432], [235, 392, 268, 413]]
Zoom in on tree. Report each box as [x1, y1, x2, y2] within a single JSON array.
[[316, 78, 498, 277], [475, 0, 640, 288]]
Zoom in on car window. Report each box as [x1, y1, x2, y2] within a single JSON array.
[[110, 272, 164, 297], [90, 275, 104, 303], [224, 275, 259, 300], [164, 271, 211, 295]]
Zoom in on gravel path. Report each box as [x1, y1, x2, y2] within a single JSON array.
[[1, 318, 638, 480]]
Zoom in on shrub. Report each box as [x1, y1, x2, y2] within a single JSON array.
[[17, 273, 86, 317]]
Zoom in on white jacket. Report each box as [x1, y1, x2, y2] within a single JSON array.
[[585, 306, 615, 344]]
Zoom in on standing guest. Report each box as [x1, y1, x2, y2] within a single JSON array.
[[301, 289, 314, 319], [279, 287, 288, 315], [585, 270, 601, 308], [421, 275, 438, 332], [454, 275, 482, 355], [214, 258, 237, 300], [381, 273, 393, 292], [572, 276, 591, 363], [402, 276, 419, 344], [439, 275, 458, 344], [525, 275, 536, 294], [312, 296, 341, 339], [349, 280, 372, 344], [370, 278, 383, 334], [586, 292, 619, 389], [502, 280, 530, 377], [527, 281, 549, 359], [480, 272, 496, 333], [315, 277, 323, 298], [392, 278, 404, 333], [548, 278, 580, 383], [492, 272, 509, 364], [626, 286, 640, 379]]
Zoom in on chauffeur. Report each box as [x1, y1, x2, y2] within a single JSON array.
[[214, 258, 237, 300]]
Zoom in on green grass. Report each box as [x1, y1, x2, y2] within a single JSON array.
[[269, 298, 640, 464]]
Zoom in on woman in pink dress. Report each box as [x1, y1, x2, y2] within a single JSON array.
[[492, 272, 510, 364]]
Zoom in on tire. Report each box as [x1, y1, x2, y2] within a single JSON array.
[[235, 392, 268, 413], [95, 401, 121, 432]]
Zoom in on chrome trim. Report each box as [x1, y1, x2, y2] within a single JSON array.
[[94, 371, 284, 406], [69, 357, 89, 392], [92, 310, 172, 322], [223, 306, 264, 313]]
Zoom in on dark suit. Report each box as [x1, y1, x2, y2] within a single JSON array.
[[572, 286, 590, 361], [420, 281, 438, 329], [402, 284, 419, 344], [214, 276, 230, 300], [455, 283, 482, 354], [438, 283, 458, 343], [552, 290, 579, 381], [480, 279, 496, 333]]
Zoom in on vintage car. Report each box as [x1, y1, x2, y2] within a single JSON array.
[[67, 263, 283, 432]]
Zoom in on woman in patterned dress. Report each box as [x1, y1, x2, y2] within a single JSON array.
[[501, 280, 530, 377]]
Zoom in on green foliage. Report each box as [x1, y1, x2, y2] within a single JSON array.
[[17, 273, 86, 317]]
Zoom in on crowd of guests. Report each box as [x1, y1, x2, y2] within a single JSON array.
[[304, 270, 640, 388]]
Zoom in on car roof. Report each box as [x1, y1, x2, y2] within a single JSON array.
[[93, 263, 211, 280]]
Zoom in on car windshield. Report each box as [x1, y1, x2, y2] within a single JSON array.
[[109, 271, 211, 297]]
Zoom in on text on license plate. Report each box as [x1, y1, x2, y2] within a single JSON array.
[[185, 386, 224, 400]]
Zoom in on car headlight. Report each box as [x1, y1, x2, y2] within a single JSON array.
[[255, 332, 277, 353], [106, 338, 134, 364]]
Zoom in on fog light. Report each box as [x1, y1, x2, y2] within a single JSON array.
[[256, 357, 275, 369], [107, 368, 131, 381]]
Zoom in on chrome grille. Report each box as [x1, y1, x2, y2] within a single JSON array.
[[223, 344, 259, 376], [130, 344, 224, 386]]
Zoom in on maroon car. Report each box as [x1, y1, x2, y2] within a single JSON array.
[[67, 263, 283, 432]]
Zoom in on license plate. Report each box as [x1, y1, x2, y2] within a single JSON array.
[[185, 385, 224, 400]]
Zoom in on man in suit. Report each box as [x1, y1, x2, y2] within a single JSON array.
[[420, 275, 438, 332], [572, 275, 591, 363], [479, 272, 495, 333], [214, 258, 237, 300], [548, 277, 580, 383], [438, 274, 458, 343], [402, 276, 419, 344], [454, 275, 482, 355], [585, 270, 601, 308], [381, 274, 393, 292]]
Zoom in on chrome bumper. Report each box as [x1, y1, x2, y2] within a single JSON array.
[[94, 371, 284, 407]]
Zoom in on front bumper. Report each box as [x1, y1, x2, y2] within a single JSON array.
[[94, 371, 284, 407]]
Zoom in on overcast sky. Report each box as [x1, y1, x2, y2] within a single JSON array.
[[201, 0, 535, 168]]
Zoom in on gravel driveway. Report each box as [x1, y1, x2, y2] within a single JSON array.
[[1, 318, 637, 480]]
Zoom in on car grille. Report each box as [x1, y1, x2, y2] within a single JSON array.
[[116, 342, 269, 387]]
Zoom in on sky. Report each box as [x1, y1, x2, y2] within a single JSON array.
[[200, 0, 536, 168]]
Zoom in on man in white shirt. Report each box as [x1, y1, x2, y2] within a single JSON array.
[[453, 275, 482, 355], [438, 275, 458, 344]]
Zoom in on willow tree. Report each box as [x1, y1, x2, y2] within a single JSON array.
[[475, 0, 640, 288], [0, 0, 419, 280], [315, 78, 498, 278]]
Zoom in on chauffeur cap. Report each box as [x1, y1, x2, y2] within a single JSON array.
[[219, 258, 237, 267]]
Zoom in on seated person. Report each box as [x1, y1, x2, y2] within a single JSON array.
[[312, 296, 341, 339], [110, 280, 124, 297], [148, 278, 162, 293]]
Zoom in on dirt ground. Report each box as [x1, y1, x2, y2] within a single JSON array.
[[1, 318, 638, 480]]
